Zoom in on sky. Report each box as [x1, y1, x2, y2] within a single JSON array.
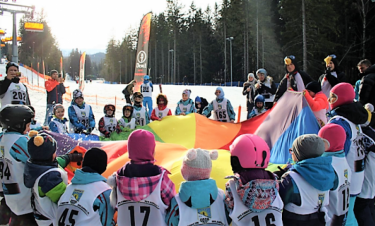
[[0, 0, 218, 55]]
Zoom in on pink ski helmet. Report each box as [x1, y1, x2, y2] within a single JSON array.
[[230, 134, 270, 169]]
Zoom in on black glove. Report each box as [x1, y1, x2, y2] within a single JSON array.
[[68, 152, 83, 163], [325, 67, 332, 76], [11, 77, 20, 83], [273, 166, 288, 179]]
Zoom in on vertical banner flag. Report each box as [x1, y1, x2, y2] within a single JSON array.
[[133, 12, 152, 92], [42, 60, 45, 77], [60, 56, 63, 79], [37, 62, 40, 87], [79, 52, 86, 91]]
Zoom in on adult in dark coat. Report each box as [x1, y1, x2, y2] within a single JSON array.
[[242, 73, 257, 119], [44, 70, 66, 125], [358, 61, 375, 107], [122, 80, 136, 104], [254, 69, 277, 109], [0, 62, 31, 107], [274, 55, 313, 103]]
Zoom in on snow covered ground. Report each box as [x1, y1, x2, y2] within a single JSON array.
[[1, 64, 249, 131]]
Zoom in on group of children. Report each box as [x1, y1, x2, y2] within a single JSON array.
[[1, 77, 375, 225], [0, 104, 113, 225], [42, 73, 251, 139]]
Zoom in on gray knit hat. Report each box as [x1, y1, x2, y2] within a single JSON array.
[[181, 148, 218, 181], [291, 134, 325, 161]]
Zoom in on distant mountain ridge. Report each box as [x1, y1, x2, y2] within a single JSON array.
[[89, 52, 105, 64], [61, 49, 106, 57]]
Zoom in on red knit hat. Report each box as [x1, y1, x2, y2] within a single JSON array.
[[318, 124, 346, 152], [330, 83, 355, 109], [128, 129, 156, 163]]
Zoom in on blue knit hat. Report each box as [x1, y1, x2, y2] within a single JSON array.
[[195, 96, 202, 103], [28, 131, 57, 162]]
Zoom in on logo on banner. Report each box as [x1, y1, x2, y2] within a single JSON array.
[[137, 51, 147, 63], [136, 51, 147, 69]]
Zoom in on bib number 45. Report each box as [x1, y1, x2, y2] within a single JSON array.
[[58, 209, 79, 226]]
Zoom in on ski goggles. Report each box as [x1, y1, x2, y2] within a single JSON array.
[[284, 55, 295, 65], [328, 54, 336, 59], [105, 105, 115, 111], [7, 62, 19, 68]]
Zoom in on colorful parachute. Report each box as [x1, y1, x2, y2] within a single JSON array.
[[48, 91, 319, 190]]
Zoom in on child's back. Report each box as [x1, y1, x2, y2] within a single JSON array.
[[226, 134, 283, 226], [279, 135, 336, 226], [57, 148, 114, 226], [24, 132, 69, 225], [318, 124, 351, 225], [166, 148, 229, 226], [109, 130, 175, 226]]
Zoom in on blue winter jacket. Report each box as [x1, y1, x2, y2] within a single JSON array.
[[175, 98, 195, 115], [203, 87, 236, 121], [49, 117, 69, 134], [279, 156, 337, 208], [68, 101, 95, 131]]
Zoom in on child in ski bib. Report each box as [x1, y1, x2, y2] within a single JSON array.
[[132, 92, 150, 126], [23, 131, 83, 225], [140, 75, 153, 117], [225, 134, 283, 226], [249, 94, 267, 119], [327, 83, 369, 225], [318, 124, 351, 226], [195, 96, 210, 116], [277, 134, 337, 226], [57, 148, 115, 226], [165, 148, 230, 226], [151, 94, 172, 121], [108, 130, 176, 226], [68, 89, 95, 134], [203, 87, 236, 122], [49, 104, 69, 134], [118, 104, 136, 130], [175, 89, 195, 116], [353, 103, 375, 225], [99, 104, 121, 138], [0, 62, 31, 107], [0, 104, 37, 225]]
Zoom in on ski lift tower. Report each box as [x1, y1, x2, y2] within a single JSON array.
[[0, 2, 34, 63]]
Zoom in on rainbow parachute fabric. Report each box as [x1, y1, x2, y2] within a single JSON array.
[[48, 91, 320, 190]]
